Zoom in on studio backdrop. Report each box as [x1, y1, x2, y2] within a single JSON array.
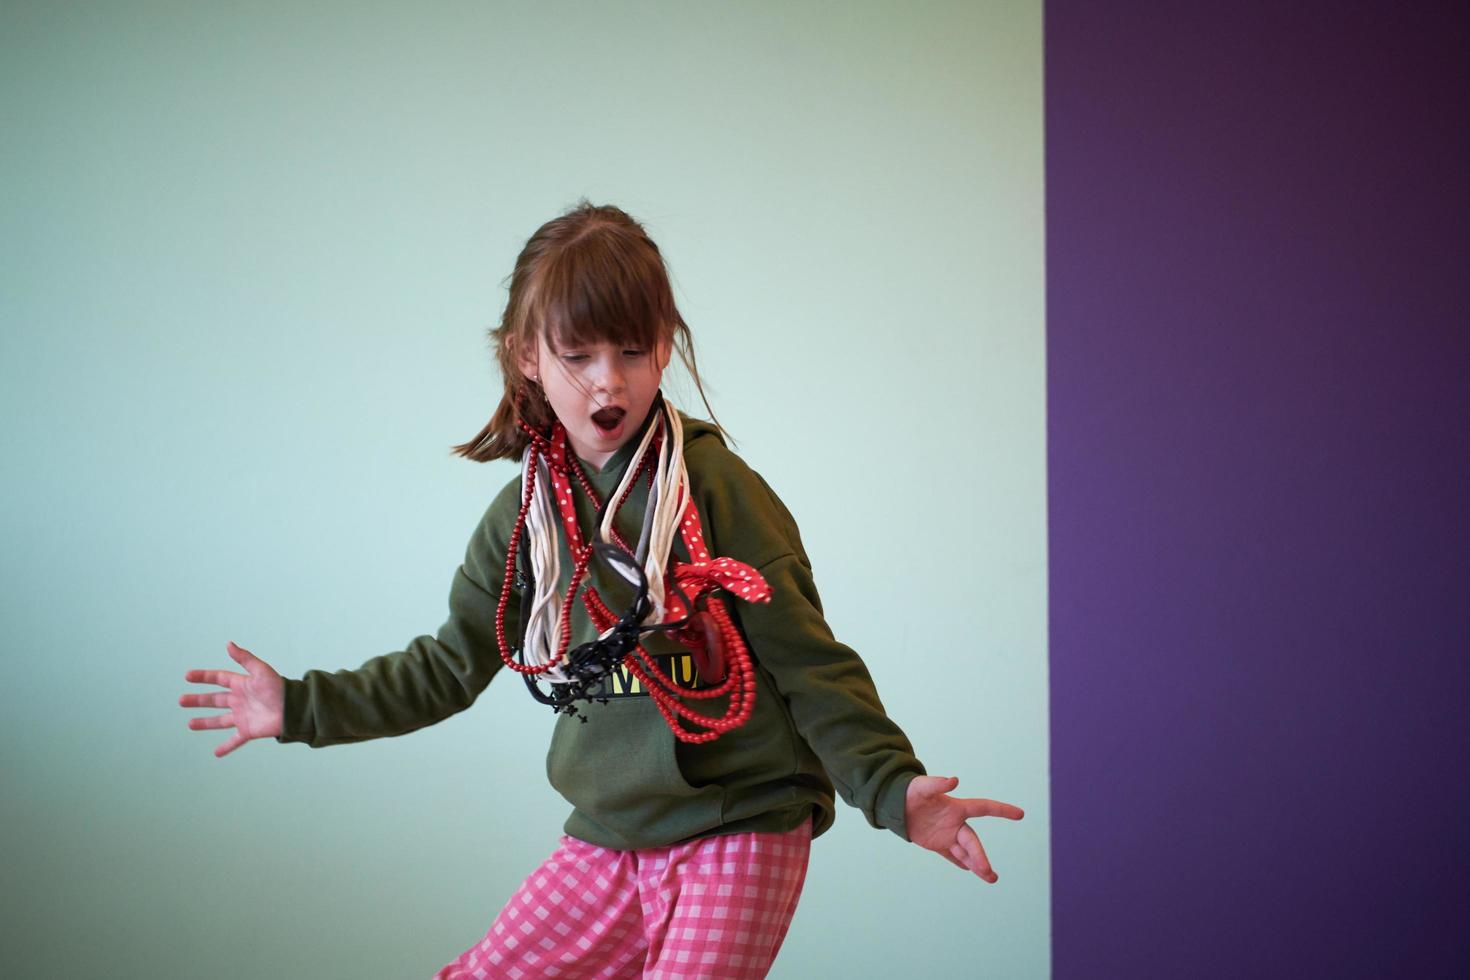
[[0, 3, 1047, 977]]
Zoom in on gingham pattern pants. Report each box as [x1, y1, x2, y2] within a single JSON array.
[[433, 819, 812, 979]]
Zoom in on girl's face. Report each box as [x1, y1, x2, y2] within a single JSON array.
[[521, 331, 670, 468]]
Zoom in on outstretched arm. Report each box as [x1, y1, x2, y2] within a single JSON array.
[[905, 775, 1024, 883], [180, 641, 285, 758], [189, 481, 521, 749], [684, 438, 1027, 874]]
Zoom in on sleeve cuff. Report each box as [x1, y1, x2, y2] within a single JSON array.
[[877, 768, 926, 842], [274, 677, 314, 745]]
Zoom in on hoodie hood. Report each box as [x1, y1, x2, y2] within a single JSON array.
[[678, 410, 726, 453]]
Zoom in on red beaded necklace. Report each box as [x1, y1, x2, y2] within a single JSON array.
[[494, 405, 770, 743]]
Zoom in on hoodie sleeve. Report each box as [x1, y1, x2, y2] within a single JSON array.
[[276, 477, 521, 748], [688, 438, 926, 840]]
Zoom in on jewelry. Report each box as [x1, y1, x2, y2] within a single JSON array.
[[494, 398, 768, 742]]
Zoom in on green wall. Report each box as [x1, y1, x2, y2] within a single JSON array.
[[0, 2, 1047, 976]]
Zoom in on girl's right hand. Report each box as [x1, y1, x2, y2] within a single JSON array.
[[180, 641, 285, 757]]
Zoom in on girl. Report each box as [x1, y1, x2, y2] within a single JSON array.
[[181, 201, 1023, 979]]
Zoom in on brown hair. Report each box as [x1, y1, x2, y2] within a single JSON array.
[[452, 200, 721, 462]]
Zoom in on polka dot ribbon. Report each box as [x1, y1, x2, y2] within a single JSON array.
[[665, 554, 771, 620]]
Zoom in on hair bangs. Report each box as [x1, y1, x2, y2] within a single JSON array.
[[534, 237, 669, 354]]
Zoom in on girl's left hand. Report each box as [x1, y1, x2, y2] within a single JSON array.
[[904, 775, 1024, 883]]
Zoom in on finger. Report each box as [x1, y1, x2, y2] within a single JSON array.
[[187, 712, 236, 731], [226, 642, 261, 671], [911, 774, 961, 800], [184, 669, 243, 690], [957, 824, 997, 883], [939, 844, 968, 871], [952, 798, 1027, 822], [179, 692, 230, 709], [215, 732, 247, 758], [984, 800, 1025, 821]]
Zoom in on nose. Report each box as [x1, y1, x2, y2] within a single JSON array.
[[593, 353, 626, 395]]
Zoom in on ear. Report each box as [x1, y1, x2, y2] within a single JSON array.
[[655, 336, 674, 372], [514, 334, 541, 382]]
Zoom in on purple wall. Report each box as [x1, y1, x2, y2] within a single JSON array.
[[1046, 5, 1469, 977]]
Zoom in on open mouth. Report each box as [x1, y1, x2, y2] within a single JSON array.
[[591, 406, 626, 434]]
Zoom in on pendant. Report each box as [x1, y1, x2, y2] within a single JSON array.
[[685, 608, 727, 684]]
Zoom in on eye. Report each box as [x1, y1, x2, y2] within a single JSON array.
[[559, 352, 589, 363], [622, 349, 647, 358]]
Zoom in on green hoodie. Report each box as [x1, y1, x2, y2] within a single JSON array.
[[278, 412, 925, 849]]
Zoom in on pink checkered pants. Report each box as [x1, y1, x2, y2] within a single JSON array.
[[433, 820, 812, 979]]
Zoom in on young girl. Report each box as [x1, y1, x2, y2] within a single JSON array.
[[181, 201, 1023, 979]]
